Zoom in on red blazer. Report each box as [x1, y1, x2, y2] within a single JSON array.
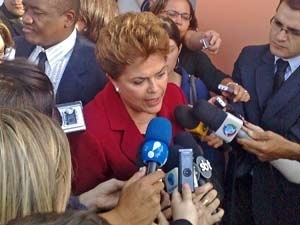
[[69, 82, 187, 194]]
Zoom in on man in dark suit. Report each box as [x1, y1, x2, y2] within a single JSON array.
[[15, 0, 107, 105], [224, 1, 300, 225], [0, 0, 23, 37]]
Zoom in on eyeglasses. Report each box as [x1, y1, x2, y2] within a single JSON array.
[[162, 10, 191, 22], [270, 16, 300, 37]]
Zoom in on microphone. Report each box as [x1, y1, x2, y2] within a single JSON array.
[[141, 117, 172, 174], [164, 132, 214, 193], [174, 105, 209, 136], [193, 100, 300, 183], [172, 132, 223, 225], [173, 132, 213, 186], [163, 145, 180, 193], [192, 100, 250, 143]]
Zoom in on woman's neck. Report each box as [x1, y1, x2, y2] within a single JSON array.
[[168, 70, 182, 87], [126, 108, 156, 134]]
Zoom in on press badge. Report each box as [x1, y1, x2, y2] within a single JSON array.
[[56, 101, 86, 133]]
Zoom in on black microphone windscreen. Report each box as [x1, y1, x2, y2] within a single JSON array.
[[173, 131, 203, 158], [174, 105, 199, 129], [192, 100, 227, 131], [162, 145, 181, 172]]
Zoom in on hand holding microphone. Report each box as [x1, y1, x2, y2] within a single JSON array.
[[189, 100, 300, 183], [191, 100, 251, 143], [174, 105, 223, 148], [238, 122, 300, 184]]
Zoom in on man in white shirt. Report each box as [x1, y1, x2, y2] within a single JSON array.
[[14, 0, 107, 105]]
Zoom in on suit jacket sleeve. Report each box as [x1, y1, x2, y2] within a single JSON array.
[[179, 44, 230, 92]]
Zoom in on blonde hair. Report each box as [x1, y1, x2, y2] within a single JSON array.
[[96, 11, 170, 79], [79, 0, 119, 43], [0, 20, 14, 48], [0, 108, 71, 225]]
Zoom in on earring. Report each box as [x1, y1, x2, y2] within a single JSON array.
[[115, 87, 119, 92]]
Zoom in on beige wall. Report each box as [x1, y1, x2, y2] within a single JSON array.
[[195, 0, 278, 74]]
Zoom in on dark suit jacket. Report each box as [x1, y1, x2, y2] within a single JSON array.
[[69, 82, 187, 194], [14, 35, 108, 105], [0, 4, 23, 37], [229, 44, 300, 225]]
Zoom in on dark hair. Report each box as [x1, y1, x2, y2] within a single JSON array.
[[277, 0, 300, 10], [150, 0, 198, 30], [6, 210, 110, 225], [159, 16, 181, 48], [0, 58, 56, 119]]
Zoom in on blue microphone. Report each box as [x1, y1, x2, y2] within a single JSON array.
[[141, 117, 172, 174]]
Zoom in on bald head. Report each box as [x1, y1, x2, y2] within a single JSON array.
[[54, 0, 80, 19]]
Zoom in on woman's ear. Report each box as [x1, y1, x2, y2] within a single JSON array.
[[107, 75, 120, 93]]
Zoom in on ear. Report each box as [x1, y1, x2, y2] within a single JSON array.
[[63, 9, 77, 28]]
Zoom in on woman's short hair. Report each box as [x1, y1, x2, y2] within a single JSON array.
[[0, 108, 71, 225], [96, 11, 169, 79], [150, 0, 198, 30], [79, 0, 119, 43], [0, 59, 55, 118], [6, 210, 110, 225]]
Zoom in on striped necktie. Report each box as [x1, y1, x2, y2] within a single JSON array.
[[273, 58, 289, 92]]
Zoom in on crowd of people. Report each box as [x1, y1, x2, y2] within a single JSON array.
[[0, 0, 299, 225]]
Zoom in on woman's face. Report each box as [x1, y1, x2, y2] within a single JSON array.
[[111, 54, 169, 116], [167, 39, 180, 74], [0, 35, 5, 59], [161, 0, 191, 38]]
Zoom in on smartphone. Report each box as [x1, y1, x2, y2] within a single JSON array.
[[218, 84, 234, 94], [215, 96, 227, 109], [200, 38, 210, 49]]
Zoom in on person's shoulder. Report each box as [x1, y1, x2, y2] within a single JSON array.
[[74, 35, 96, 52], [72, 35, 103, 70], [240, 44, 269, 57], [237, 44, 269, 62]]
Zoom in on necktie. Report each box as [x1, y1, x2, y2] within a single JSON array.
[[37, 51, 47, 73], [273, 58, 289, 92]]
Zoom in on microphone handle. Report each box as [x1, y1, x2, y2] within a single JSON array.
[[146, 161, 159, 174]]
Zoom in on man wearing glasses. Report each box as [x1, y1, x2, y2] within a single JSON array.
[[224, 1, 300, 225]]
